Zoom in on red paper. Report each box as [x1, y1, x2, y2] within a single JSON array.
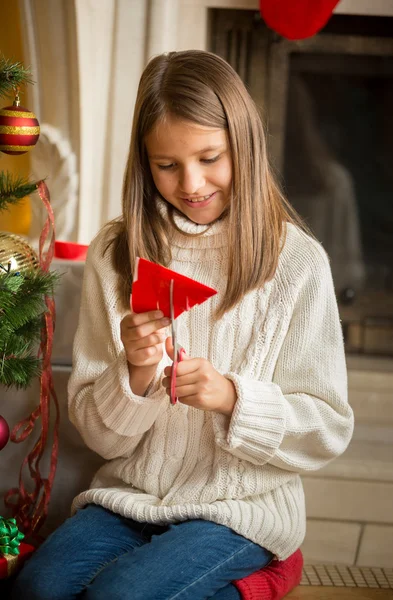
[[260, 0, 340, 40], [131, 258, 217, 319]]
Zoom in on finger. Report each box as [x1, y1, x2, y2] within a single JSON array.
[[161, 381, 199, 407], [172, 384, 199, 399], [162, 376, 171, 389], [124, 317, 170, 341], [129, 343, 163, 364], [177, 395, 200, 408], [165, 338, 192, 364], [165, 337, 174, 361], [162, 371, 201, 396], [167, 371, 199, 389], [175, 358, 199, 377], [123, 310, 164, 326], [163, 359, 199, 378], [130, 331, 166, 351]]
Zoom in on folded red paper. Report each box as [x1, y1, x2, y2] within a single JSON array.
[[131, 258, 217, 319]]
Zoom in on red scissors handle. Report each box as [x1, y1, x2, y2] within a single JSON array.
[[170, 346, 186, 405]]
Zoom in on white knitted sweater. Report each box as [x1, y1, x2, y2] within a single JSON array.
[[68, 211, 354, 560]]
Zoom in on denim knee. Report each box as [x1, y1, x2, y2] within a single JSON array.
[[11, 561, 64, 600]]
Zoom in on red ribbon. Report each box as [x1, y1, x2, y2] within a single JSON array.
[[4, 180, 60, 541]]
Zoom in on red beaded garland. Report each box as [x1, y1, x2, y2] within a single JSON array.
[[0, 104, 40, 155]]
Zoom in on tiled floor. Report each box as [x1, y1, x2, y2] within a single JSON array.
[[301, 565, 393, 589], [287, 588, 393, 599], [287, 566, 393, 599]]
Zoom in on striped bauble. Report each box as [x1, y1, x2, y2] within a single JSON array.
[[0, 104, 40, 155]]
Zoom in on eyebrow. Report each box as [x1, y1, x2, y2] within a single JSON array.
[[148, 145, 226, 160]]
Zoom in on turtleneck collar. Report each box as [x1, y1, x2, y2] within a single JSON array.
[[156, 197, 228, 250]]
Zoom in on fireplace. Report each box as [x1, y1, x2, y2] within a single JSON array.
[[210, 11, 393, 357]]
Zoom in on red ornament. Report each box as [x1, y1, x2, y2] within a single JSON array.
[[259, 0, 341, 40], [0, 100, 40, 155], [0, 415, 10, 451]]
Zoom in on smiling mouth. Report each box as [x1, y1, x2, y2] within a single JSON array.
[[183, 193, 214, 203]]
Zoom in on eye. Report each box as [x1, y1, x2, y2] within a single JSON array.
[[157, 163, 176, 171], [201, 155, 220, 164]]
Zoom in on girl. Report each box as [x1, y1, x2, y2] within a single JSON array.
[[12, 50, 354, 600]]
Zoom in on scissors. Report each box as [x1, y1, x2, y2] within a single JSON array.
[[169, 279, 186, 405]]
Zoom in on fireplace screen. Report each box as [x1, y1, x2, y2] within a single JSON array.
[[210, 11, 393, 356]]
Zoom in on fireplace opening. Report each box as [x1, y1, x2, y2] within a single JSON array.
[[210, 10, 393, 357]]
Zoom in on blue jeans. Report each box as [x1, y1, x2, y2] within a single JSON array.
[[11, 505, 273, 600]]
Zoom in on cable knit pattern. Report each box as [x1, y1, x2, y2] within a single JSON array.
[[68, 208, 354, 560]]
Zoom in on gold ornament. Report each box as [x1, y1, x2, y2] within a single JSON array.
[[0, 231, 39, 274]]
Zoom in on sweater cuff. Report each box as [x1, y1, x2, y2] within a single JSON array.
[[214, 373, 287, 465], [93, 350, 165, 436]]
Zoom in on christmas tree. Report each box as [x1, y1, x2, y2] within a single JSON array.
[[0, 56, 58, 390], [0, 55, 60, 543]]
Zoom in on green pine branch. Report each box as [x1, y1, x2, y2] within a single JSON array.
[[0, 269, 60, 389], [0, 53, 59, 391], [0, 356, 41, 389], [16, 317, 43, 343], [0, 173, 39, 213], [0, 55, 38, 215], [0, 55, 33, 100], [0, 314, 42, 353], [1, 333, 39, 359]]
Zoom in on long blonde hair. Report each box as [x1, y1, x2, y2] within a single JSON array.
[[108, 50, 303, 318]]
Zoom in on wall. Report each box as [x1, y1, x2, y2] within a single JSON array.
[[0, 0, 31, 235]]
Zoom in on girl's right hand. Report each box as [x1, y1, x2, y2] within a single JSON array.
[[120, 310, 171, 368]]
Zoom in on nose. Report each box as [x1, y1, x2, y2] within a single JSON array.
[[179, 165, 205, 195]]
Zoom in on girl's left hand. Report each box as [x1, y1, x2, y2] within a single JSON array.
[[162, 338, 237, 416]]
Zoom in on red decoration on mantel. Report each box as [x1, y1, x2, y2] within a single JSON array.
[[259, 0, 341, 40], [131, 258, 217, 319], [54, 240, 89, 261]]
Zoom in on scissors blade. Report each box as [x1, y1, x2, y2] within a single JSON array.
[[169, 279, 177, 353]]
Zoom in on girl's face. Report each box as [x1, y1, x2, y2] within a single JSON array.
[[145, 116, 232, 225]]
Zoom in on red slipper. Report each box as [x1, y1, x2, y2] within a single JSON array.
[[233, 548, 304, 600]]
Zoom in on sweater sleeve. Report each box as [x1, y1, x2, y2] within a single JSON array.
[[67, 231, 168, 460], [213, 240, 354, 472]]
